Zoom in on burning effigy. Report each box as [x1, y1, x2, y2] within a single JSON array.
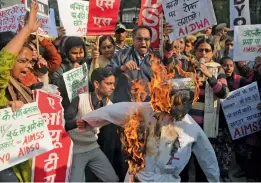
[[82, 53, 220, 182]]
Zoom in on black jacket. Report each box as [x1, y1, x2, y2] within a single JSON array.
[[107, 47, 160, 103]]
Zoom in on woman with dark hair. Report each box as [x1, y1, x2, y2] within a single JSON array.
[[0, 2, 40, 182], [179, 37, 229, 181], [89, 35, 115, 78], [51, 36, 87, 108]]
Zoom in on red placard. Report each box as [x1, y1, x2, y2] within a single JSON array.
[[138, 0, 163, 48], [32, 90, 73, 182], [87, 0, 120, 36]]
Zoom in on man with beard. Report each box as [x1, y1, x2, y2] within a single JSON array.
[[115, 23, 129, 53]]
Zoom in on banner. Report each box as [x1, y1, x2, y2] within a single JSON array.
[[162, 0, 217, 41], [233, 24, 261, 61], [32, 90, 73, 182], [138, 0, 163, 48], [87, 0, 120, 36], [221, 82, 261, 140], [0, 4, 57, 37], [63, 63, 88, 102], [0, 103, 53, 171], [57, 0, 89, 37], [230, 0, 251, 30]]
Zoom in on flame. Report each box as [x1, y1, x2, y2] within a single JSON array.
[[121, 52, 201, 180]]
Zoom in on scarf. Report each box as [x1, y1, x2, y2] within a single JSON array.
[[7, 76, 33, 182]]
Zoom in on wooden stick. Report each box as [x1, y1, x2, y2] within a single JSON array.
[[36, 31, 40, 56]]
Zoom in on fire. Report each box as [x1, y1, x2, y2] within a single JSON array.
[[121, 52, 201, 180]]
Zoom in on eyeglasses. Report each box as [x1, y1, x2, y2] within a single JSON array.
[[135, 37, 150, 42], [17, 58, 35, 66], [197, 48, 212, 53], [100, 45, 114, 50], [226, 43, 234, 46]]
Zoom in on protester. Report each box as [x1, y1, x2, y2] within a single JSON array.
[[64, 67, 118, 182], [213, 23, 230, 51], [180, 37, 229, 182], [115, 23, 129, 53], [0, 2, 40, 181], [51, 36, 87, 108], [214, 57, 250, 181], [199, 26, 213, 40], [89, 35, 115, 78], [107, 25, 158, 103], [215, 36, 234, 62]]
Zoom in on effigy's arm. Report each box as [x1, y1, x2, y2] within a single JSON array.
[[81, 102, 151, 128]]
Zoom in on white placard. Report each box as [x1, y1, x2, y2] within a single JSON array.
[[57, 0, 89, 37], [221, 82, 261, 140], [162, 0, 217, 41], [230, 0, 251, 30], [0, 4, 57, 38], [0, 103, 53, 171], [63, 63, 89, 102], [233, 24, 261, 61]]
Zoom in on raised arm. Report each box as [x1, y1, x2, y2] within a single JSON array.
[[5, 1, 40, 55]]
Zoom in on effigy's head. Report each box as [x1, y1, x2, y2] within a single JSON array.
[[168, 78, 196, 121]]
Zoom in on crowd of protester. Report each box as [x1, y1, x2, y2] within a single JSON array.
[[1, 2, 261, 182]]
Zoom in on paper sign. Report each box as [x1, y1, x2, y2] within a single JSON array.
[[87, 0, 120, 36], [32, 90, 73, 182], [0, 4, 57, 38], [230, 0, 251, 30], [0, 103, 53, 171], [138, 0, 163, 48], [25, 0, 49, 17], [57, 0, 89, 37], [221, 82, 261, 140], [63, 63, 89, 102], [233, 24, 261, 61], [163, 0, 217, 41]]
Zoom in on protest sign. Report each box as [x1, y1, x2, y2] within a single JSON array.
[[162, 0, 217, 41], [0, 4, 23, 33], [230, 0, 250, 30], [138, 0, 163, 48], [57, 0, 89, 37], [0, 4, 57, 37], [233, 25, 261, 61], [63, 63, 89, 102], [25, 0, 49, 17], [221, 82, 261, 140], [0, 103, 53, 171], [87, 0, 120, 36], [32, 90, 73, 182]]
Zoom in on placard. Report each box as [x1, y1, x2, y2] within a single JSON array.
[[0, 4, 57, 38], [162, 0, 217, 41], [57, 0, 89, 37], [63, 63, 89, 102], [221, 82, 261, 140], [233, 24, 261, 61], [138, 0, 163, 48], [230, 0, 251, 30], [0, 103, 53, 171], [87, 0, 120, 36], [32, 90, 73, 182]]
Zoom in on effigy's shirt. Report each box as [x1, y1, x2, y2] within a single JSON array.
[[82, 102, 220, 182]]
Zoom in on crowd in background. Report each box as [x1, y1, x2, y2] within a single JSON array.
[[1, 1, 261, 182]]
